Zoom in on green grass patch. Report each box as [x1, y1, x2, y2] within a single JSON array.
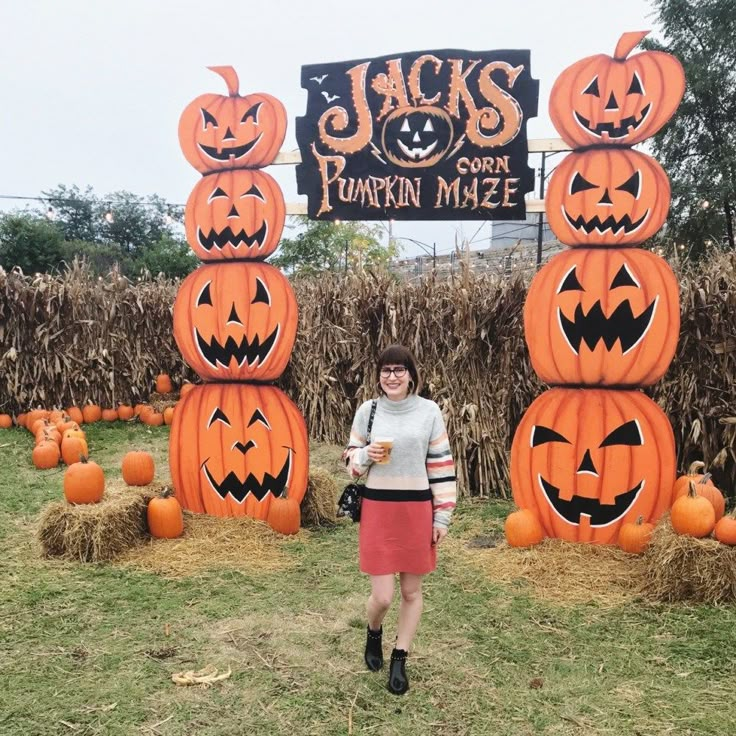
[[1, 423, 735, 735]]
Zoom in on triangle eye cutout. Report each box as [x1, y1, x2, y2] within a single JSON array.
[[582, 77, 600, 97], [570, 173, 598, 195], [531, 425, 571, 447], [423, 119, 434, 133], [627, 71, 645, 95], [400, 119, 411, 133], [208, 408, 231, 427], [251, 277, 270, 305], [197, 282, 213, 307], [201, 109, 218, 129], [248, 408, 271, 430], [240, 102, 262, 124], [600, 420, 643, 448], [558, 266, 585, 293], [610, 264, 639, 289], [615, 171, 641, 198], [242, 184, 265, 201], [208, 187, 228, 203]]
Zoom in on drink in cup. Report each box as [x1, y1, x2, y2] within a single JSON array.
[[374, 437, 394, 464]]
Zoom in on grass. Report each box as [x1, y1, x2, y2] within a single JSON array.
[[2, 422, 736, 735]]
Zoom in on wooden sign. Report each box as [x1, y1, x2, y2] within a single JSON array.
[[295, 49, 539, 221]]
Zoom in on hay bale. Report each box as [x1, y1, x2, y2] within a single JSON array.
[[37, 481, 160, 562], [149, 392, 177, 412], [301, 468, 339, 527], [642, 515, 736, 604]]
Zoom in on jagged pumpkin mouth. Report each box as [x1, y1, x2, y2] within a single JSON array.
[[197, 221, 268, 252], [202, 448, 291, 503], [195, 325, 279, 369], [538, 474, 644, 527], [574, 103, 651, 140], [563, 209, 649, 236]]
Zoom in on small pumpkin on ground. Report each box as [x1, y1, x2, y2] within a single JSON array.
[[147, 487, 184, 539], [714, 511, 736, 546], [122, 451, 155, 486], [618, 515, 654, 554], [63, 456, 105, 504], [156, 373, 173, 394], [32, 441, 60, 469], [101, 408, 119, 422], [118, 405, 135, 421], [504, 509, 545, 548], [0, 414, 12, 429], [670, 481, 716, 538], [61, 436, 89, 466], [142, 411, 164, 427], [65, 407, 84, 425], [163, 406, 175, 425], [267, 496, 301, 535], [82, 404, 102, 424]]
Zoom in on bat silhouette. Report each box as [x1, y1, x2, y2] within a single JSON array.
[[309, 74, 328, 84], [321, 91, 340, 103]]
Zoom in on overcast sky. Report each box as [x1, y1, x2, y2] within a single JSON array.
[[0, 0, 658, 257]]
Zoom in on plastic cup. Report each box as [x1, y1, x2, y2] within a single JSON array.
[[374, 438, 393, 464]]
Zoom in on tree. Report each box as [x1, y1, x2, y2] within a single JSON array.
[[136, 235, 199, 278], [0, 213, 65, 274], [271, 218, 399, 276], [644, 0, 736, 257]]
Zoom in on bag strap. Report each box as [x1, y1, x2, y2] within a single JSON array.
[[366, 399, 378, 443]]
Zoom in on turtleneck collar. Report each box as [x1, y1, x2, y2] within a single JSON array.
[[378, 393, 420, 413]]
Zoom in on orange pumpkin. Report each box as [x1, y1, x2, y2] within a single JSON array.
[[147, 488, 184, 539], [178, 65, 286, 173], [524, 248, 679, 386], [32, 441, 60, 469], [156, 373, 173, 394], [17, 413, 27, 428], [714, 512, 736, 546], [82, 404, 102, 423], [63, 456, 105, 504], [670, 481, 715, 538], [180, 383, 196, 398], [504, 509, 545, 548], [65, 406, 84, 425], [672, 470, 725, 521], [169, 384, 308, 520], [118, 405, 135, 421], [142, 411, 164, 427], [510, 388, 676, 544], [173, 262, 297, 382], [549, 30, 685, 147], [122, 450, 155, 486], [61, 436, 89, 465], [163, 406, 175, 425], [101, 408, 119, 422], [545, 149, 670, 247], [672, 461, 716, 498], [0, 414, 12, 429], [617, 515, 653, 554], [185, 169, 285, 261], [266, 497, 301, 535]]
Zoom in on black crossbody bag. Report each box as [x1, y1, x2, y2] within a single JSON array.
[[337, 400, 378, 522]]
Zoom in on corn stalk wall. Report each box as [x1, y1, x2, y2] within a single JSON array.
[[1, 255, 734, 496]]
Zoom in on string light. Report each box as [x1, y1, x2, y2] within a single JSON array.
[[46, 206, 56, 220], [103, 210, 114, 224]]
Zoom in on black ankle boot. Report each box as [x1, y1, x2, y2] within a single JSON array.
[[364, 626, 383, 671], [387, 648, 409, 695]]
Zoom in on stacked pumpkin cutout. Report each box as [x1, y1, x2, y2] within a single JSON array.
[[508, 32, 686, 548], [171, 66, 308, 535]]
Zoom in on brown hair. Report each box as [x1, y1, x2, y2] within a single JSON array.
[[376, 344, 421, 394]]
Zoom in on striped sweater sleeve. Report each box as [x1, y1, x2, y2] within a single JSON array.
[[342, 401, 372, 478], [427, 404, 457, 529]]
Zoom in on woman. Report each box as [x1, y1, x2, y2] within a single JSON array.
[[343, 344, 457, 695]]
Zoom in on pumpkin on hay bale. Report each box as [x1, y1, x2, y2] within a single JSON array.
[[642, 514, 736, 604], [37, 481, 162, 562], [301, 467, 339, 527]]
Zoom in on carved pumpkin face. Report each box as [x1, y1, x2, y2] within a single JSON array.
[[524, 248, 679, 386], [185, 169, 285, 261], [173, 262, 297, 382], [546, 148, 670, 247], [169, 384, 308, 521], [549, 31, 685, 147], [381, 106, 454, 168], [178, 66, 287, 173], [510, 388, 675, 544]]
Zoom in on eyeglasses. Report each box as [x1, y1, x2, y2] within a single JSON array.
[[380, 366, 407, 378]]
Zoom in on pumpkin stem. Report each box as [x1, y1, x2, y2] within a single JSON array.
[[614, 30, 650, 60], [160, 485, 174, 499], [700, 472, 712, 485], [687, 460, 706, 474], [635, 515, 644, 525], [687, 480, 699, 498], [207, 66, 240, 96]]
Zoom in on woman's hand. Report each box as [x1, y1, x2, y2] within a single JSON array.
[[365, 442, 387, 463], [432, 527, 448, 546]]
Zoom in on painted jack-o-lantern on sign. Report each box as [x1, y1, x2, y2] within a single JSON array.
[[173, 262, 297, 382], [178, 66, 287, 173], [185, 169, 285, 261], [549, 31, 685, 148], [524, 248, 679, 387], [510, 388, 675, 544], [170, 383, 308, 519], [545, 148, 670, 247], [295, 49, 540, 220]]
